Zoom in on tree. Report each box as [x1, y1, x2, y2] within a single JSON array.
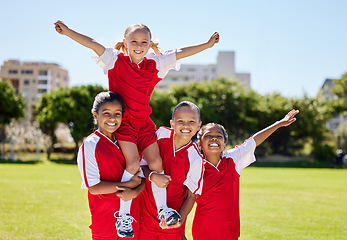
[[332, 72, 347, 116], [36, 85, 107, 159], [0, 80, 25, 127], [152, 78, 261, 145]]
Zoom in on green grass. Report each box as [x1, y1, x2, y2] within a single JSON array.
[[1, 161, 346, 240]]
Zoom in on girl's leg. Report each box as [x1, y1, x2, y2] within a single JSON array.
[[115, 141, 140, 238]]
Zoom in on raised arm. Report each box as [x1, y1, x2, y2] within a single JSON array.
[[176, 32, 219, 60], [253, 109, 299, 146], [54, 20, 105, 56]]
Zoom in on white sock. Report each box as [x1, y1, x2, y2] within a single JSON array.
[[119, 170, 133, 215], [151, 170, 167, 212]]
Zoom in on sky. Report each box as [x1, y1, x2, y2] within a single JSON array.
[[1, 0, 346, 98]]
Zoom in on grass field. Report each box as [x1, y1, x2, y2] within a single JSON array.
[[0, 161, 346, 240]]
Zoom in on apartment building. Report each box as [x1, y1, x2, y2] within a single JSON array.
[[0, 59, 69, 118], [157, 51, 250, 89]]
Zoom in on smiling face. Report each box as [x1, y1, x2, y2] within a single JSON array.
[[199, 125, 227, 156], [92, 101, 123, 140], [124, 28, 152, 64], [170, 106, 202, 145]]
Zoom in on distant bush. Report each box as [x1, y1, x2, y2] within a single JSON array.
[[312, 142, 335, 162]]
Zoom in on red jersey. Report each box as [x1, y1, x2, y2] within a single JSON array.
[[77, 130, 141, 240], [140, 127, 204, 236], [94, 48, 180, 120], [192, 138, 256, 240]]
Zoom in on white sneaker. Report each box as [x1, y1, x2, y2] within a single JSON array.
[[157, 208, 182, 226], [114, 211, 136, 238]]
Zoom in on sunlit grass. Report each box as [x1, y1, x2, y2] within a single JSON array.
[[0, 162, 346, 239]]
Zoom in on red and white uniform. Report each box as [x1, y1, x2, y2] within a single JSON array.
[[192, 138, 256, 240], [94, 49, 180, 152], [77, 130, 141, 240], [139, 127, 204, 239]]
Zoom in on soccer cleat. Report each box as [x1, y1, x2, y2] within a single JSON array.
[[157, 208, 182, 226], [114, 211, 136, 238]]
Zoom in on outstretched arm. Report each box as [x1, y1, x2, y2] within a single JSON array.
[[54, 20, 105, 56], [253, 109, 299, 146], [176, 32, 219, 60]]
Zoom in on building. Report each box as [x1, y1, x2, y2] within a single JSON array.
[[0, 59, 69, 118], [317, 78, 346, 132], [157, 51, 250, 89]]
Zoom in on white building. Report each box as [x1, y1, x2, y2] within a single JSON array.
[[317, 78, 346, 132], [157, 51, 250, 89]]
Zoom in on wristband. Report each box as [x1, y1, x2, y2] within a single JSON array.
[[148, 171, 158, 182]]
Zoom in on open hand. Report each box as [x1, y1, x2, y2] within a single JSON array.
[[280, 109, 299, 127]]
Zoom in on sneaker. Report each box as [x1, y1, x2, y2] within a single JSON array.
[[114, 211, 136, 238], [157, 208, 182, 226]]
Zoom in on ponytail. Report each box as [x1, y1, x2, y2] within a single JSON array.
[[114, 42, 128, 55], [151, 42, 161, 56]]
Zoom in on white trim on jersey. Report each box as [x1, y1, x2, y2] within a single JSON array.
[[93, 48, 180, 77], [93, 48, 121, 74], [184, 144, 205, 195], [224, 137, 256, 175], [77, 134, 101, 189]]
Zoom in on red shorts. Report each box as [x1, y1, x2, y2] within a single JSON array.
[[138, 231, 183, 240], [114, 112, 157, 153]]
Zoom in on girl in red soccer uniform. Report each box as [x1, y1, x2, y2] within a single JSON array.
[[139, 101, 205, 240], [55, 21, 219, 237], [77, 91, 144, 239], [192, 109, 299, 240]]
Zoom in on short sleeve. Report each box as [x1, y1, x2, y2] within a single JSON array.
[[183, 145, 204, 195], [92, 48, 121, 74], [77, 139, 101, 189], [147, 50, 181, 78], [225, 138, 256, 175]]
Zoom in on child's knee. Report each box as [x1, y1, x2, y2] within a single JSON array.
[[147, 157, 163, 172], [126, 160, 140, 174]]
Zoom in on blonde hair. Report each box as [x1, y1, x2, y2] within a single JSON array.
[[114, 23, 160, 56]]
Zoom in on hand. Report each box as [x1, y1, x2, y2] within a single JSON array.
[[115, 186, 138, 202], [160, 217, 182, 229], [279, 109, 299, 127], [207, 32, 220, 48], [127, 171, 142, 188], [150, 172, 171, 188], [54, 20, 69, 35]]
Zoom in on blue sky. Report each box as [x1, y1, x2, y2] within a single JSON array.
[[1, 0, 346, 98]]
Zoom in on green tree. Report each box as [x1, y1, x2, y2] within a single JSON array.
[[37, 85, 107, 159], [36, 93, 58, 159], [332, 72, 347, 116], [0, 81, 25, 126], [152, 78, 261, 144]]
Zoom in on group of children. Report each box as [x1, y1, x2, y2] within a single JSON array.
[[55, 20, 299, 240]]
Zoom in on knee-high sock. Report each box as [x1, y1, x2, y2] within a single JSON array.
[[119, 170, 133, 215], [151, 170, 167, 211]]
